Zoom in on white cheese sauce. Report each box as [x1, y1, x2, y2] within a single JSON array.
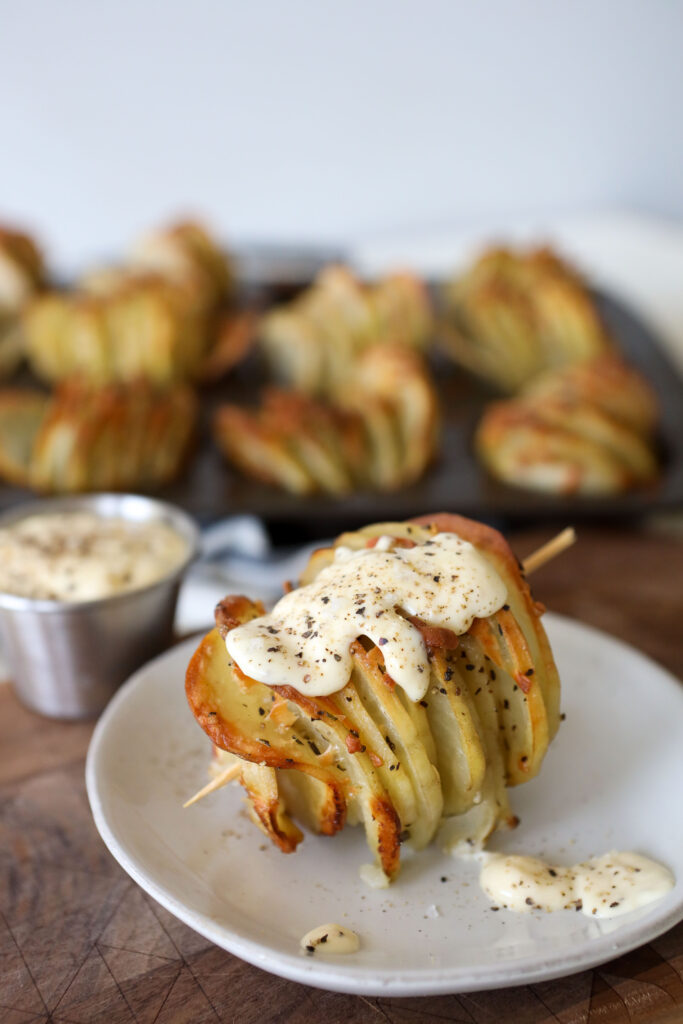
[[480, 851, 674, 918], [0, 511, 188, 602], [300, 922, 360, 954], [226, 532, 507, 701]]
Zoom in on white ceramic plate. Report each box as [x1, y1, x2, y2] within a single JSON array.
[[86, 614, 683, 996]]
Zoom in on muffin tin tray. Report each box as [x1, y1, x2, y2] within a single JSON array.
[[1, 290, 681, 539]]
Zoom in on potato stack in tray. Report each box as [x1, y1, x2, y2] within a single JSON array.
[[442, 244, 660, 496], [0, 220, 239, 493], [23, 220, 235, 386], [213, 265, 441, 494], [441, 245, 612, 392], [476, 354, 659, 495]]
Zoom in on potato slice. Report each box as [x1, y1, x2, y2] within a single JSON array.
[[424, 650, 487, 816], [349, 641, 443, 849], [213, 405, 315, 495]]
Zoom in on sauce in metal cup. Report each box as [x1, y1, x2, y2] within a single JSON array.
[[0, 494, 199, 719]]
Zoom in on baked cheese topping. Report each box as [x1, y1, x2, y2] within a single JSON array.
[[226, 532, 507, 701], [480, 851, 674, 918], [0, 511, 188, 602]]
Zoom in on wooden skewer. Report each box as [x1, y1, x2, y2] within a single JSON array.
[[183, 761, 241, 808], [522, 527, 576, 576]]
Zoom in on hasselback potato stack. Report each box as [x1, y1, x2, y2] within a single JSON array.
[[213, 344, 439, 494], [0, 380, 196, 492], [441, 245, 612, 392], [476, 354, 659, 494], [259, 265, 433, 395], [23, 220, 236, 386], [186, 515, 561, 885]]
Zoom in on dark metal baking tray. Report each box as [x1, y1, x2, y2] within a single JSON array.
[[1, 290, 681, 539]]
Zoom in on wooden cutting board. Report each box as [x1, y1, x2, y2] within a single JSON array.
[[1, 526, 682, 1024]]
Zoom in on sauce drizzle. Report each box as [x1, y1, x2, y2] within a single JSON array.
[[226, 532, 507, 701], [480, 850, 674, 918]]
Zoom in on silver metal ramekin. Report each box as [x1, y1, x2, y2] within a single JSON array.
[[0, 493, 199, 719]]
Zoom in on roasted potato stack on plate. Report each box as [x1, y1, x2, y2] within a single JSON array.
[[186, 514, 561, 885], [0, 225, 45, 377], [442, 245, 612, 392], [0, 379, 196, 492], [213, 345, 439, 494], [260, 265, 433, 394], [476, 355, 659, 495]]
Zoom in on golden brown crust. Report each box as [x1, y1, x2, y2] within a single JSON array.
[[370, 795, 402, 880], [238, 761, 304, 853], [213, 400, 321, 495], [214, 594, 266, 636], [185, 625, 354, 855]]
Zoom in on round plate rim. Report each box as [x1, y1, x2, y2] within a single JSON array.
[[85, 613, 683, 996]]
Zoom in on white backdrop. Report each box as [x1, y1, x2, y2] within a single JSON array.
[[1, 0, 682, 272]]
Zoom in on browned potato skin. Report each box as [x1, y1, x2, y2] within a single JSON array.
[[212, 345, 439, 496], [186, 631, 402, 875], [239, 761, 303, 853]]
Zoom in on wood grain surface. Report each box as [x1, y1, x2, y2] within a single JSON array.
[[1, 526, 682, 1024]]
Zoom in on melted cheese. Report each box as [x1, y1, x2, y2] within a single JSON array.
[[226, 532, 507, 701], [480, 851, 674, 918]]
